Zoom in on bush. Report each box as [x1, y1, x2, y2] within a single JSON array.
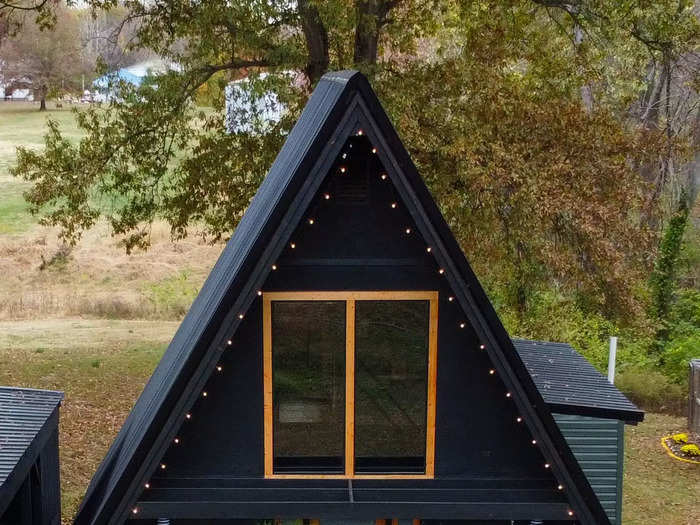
[[680, 444, 700, 456], [615, 367, 687, 415]]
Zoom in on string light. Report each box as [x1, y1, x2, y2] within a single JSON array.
[[202, 391, 208, 397], [186, 413, 191, 419], [506, 392, 512, 398], [426, 246, 432, 252], [391, 202, 397, 209], [324, 193, 331, 200], [372, 147, 377, 154], [567, 511, 574, 517], [516, 417, 523, 423], [238, 314, 244, 319], [489, 369, 495, 375], [160, 463, 166, 470], [381, 173, 387, 180], [448, 296, 454, 301], [216, 365, 223, 372], [308, 218, 314, 225], [438, 268, 445, 274], [257, 291, 262, 296], [132, 508, 138, 515], [227, 340, 232, 346], [357, 129, 364, 135], [405, 228, 411, 234], [459, 322, 465, 328], [558, 484, 564, 491], [544, 463, 550, 469], [479, 344, 485, 350], [290, 242, 296, 249], [342, 153, 347, 159], [340, 166, 347, 174], [272, 264, 278, 270], [144, 483, 150, 489], [174, 438, 180, 444], [531, 439, 537, 445]]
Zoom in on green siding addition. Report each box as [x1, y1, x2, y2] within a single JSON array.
[[554, 414, 624, 525]]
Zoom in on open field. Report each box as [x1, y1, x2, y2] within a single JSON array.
[[0, 319, 698, 524], [0, 102, 222, 320]]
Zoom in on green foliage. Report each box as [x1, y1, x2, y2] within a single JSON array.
[[651, 197, 690, 324], [144, 270, 201, 319], [615, 366, 687, 414]]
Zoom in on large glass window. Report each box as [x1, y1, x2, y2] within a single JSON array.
[[355, 300, 430, 473], [270, 301, 346, 473], [264, 292, 437, 478]]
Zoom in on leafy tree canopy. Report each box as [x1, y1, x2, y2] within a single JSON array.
[[11, 0, 700, 319]]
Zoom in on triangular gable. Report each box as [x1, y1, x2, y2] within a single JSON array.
[[75, 71, 611, 525]]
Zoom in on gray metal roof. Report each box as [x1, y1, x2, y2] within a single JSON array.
[[0, 387, 63, 486], [514, 339, 643, 423]]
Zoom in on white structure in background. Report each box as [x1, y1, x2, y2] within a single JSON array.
[[92, 58, 179, 102], [224, 73, 286, 134]]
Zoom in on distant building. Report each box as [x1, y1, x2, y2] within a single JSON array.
[[92, 59, 177, 101]]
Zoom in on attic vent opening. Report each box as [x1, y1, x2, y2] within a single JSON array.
[[333, 169, 369, 204]]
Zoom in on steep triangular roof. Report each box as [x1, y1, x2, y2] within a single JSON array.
[[75, 70, 611, 525]]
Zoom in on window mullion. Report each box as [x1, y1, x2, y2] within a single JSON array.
[[345, 299, 356, 477]]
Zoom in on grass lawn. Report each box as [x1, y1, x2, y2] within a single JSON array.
[[0, 319, 697, 524], [0, 101, 85, 233]]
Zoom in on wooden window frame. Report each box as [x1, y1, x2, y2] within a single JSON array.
[[263, 291, 438, 479]]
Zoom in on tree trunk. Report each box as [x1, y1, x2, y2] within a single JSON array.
[[298, 0, 329, 85], [39, 96, 46, 111], [353, 0, 395, 67]]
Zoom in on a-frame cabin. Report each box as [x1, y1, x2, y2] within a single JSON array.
[[74, 71, 635, 525]]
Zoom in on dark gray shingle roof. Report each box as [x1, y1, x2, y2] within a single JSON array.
[[514, 339, 643, 423]]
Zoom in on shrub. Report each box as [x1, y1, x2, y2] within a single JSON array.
[[615, 367, 687, 414], [672, 433, 689, 444]]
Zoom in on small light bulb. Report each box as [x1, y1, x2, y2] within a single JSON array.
[[426, 246, 432, 252], [405, 228, 411, 234], [272, 264, 277, 270], [438, 268, 445, 274], [340, 166, 346, 173], [160, 463, 166, 470], [516, 417, 523, 423], [381, 173, 387, 180], [489, 369, 495, 375], [145, 483, 150, 489], [372, 147, 377, 154], [132, 508, 138, 514], [257, 290, 262, 296], [342, 153, 347, 159], [290, 242, 296, 249], [324, 193, 330, 200], [448, 296, 454, 301], [480, 344, 485, 350], [217, 365, 222, 372], [544, 463, 550, 468], [174, 438, 180, 444], [391, 202, 397, 209], [568, 511, 574, 517], [186, 413, 191, 419], [308, 218, 314, 225], [506, 392, 511, 398], [202, 391, 207, 397], [238, 313, 244, 319], [459, 322, 465, 328], [227, 340, 232, 345], [357, 129, 363, 135], [558, 484, 564, 491], [532, 439, 537, 445]]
